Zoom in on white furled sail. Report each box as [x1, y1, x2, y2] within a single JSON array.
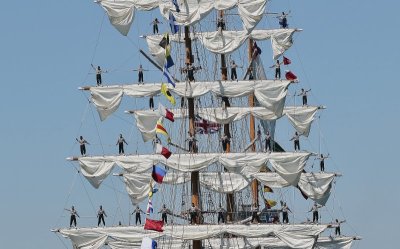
[[297, 172, 335, 205], [146, 29, 298, 64], [254, 172, 336, 205], [97, 0, 267, 36], [313, 236, 355, 249], [131, 106, 321, 141], [122, 172, 250, 204], [284, 106, 321, 137], [58, 224, 327, 249], [75, 152, 312, 189], [121, 172, 335, 204], [102, 236, 355, 249], [89, 80, 292, 121]]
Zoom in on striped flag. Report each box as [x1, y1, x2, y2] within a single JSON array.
[[156, 143, 172, 159], [141, 237, 158, 249], [165, 45, 175, 68], [163, 63, 176, 87], [158, 104, 174, 122], [169, 12, 179, 34], [152, 165, 167, 184], [156, 118, 169, 138], [146, 198, 154, 214], [172, 0, 180, 12]]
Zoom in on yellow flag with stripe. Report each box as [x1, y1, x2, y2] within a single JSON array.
[[161, 83, 176, 105]]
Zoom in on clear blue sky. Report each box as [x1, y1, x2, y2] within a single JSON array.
[[0, 1, 398, 248]]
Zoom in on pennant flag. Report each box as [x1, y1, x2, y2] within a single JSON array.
[[158, 104, 174, 122], [285, 70, 297, 80], [263, 185, 274, 193], [283, 56, 291, 65], [172, 0, 180, 12], [152, 165, 167, 183], [144, 218, 164, 232], [146, 199, 154, 214], [161, 83, 176, 105], [159, 34, 169, 49], [156, 118, 169, 138], [163, 64, 176, 87], [264, 199, 277, 209], [169, 12, 179, 34], [141, 237, 158, 249], [156, 143, 172, 159], [165, 45, 175, 68]]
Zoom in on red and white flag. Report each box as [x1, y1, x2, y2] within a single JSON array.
[[158, 104, 174, 122], [285, 70, 297, 80], [156, 143, 172, 159], [283, 56, 291, 65]]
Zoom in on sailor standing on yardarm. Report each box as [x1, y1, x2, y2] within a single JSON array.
[[308, 202, 323, 223], [318, 154, 329, 172], [97, 205, 107, 227], [91, 64, 103, 86], [270, 60, 283, 79], [138, 64, 144, 84], [277, 11, 290, 29], [281, 202, 292, 224], [76, 136, 89, 156], [298, 88, 311, 106], [265, 131, 272, 152], [65, 206, 79, 228], [290, 132, 301, 152], [186, 132, 197, 152], [217, 204, 226, 224], [230, 60, 238, 81], [150, 18, 162, 34], [116, 134, 128, 155], [132, 206, 145, 225], [159, 204, 169, 224]]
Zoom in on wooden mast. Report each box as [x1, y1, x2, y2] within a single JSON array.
[[218, 10, 234, 223], [184, 25, 201, 249], [248, 39, 259, 210]]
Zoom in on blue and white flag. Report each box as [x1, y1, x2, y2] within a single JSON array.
[[169, 12, 179, 34], [163, 64, 176, 88], [172, 0, 180, 12], [141, 237, 157, 249], [165, 44, 174, 68]]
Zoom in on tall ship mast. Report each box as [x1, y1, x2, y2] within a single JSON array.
[[53, 1, 361, 248]]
